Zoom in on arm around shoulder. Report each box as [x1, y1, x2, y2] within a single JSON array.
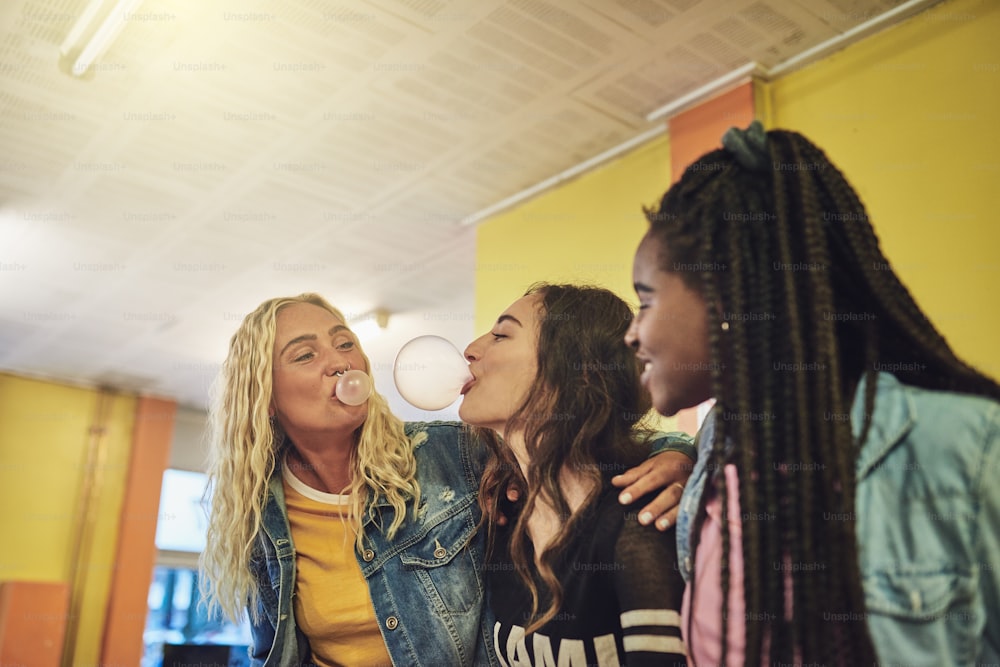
[[647, 430, 697, 462]]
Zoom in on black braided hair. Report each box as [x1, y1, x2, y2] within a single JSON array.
[[644, 126, 1000, 665]]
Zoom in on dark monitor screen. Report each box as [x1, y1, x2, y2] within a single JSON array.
[[162, 643, 232, 667]]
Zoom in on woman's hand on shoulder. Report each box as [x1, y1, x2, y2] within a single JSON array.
[[612, 450, 693, 531]]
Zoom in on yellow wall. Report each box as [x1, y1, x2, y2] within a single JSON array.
[[767, 0, 1000, 379], [475, 133, 671, 324], [475, 134, 677, 429], [476, 0, 999, 381], [0, 373, 135, 665]]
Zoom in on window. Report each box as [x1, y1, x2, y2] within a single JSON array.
[[142, 469, 250, 667], [155, 469, 210, 553]]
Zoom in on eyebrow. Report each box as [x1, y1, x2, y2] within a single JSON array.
[[496, 314, 523, 327], [279, 324, 350, 357]]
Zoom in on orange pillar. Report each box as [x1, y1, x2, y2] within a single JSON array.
[[667, 80, 758, 435], [100, 396, 176, 666], [0, 581, 70, 667]]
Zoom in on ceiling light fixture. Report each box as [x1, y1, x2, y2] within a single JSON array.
[[58, 0, 145, 78], [349, 309, 390, 343]]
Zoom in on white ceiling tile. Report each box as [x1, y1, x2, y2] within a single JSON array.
[[0, 0, 940, 407]]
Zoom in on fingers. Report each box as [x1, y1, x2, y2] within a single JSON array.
[[614, 458, 675, 506], [614, 450, 693, 530], [635, 482, 685, 531], [610, 459, 651, 491], [495, 483, 521, 526], [615, 451, 693, 504]]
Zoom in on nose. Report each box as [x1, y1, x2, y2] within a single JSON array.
[[624, 315, 639, 349], [464, 336, 484, 362], [324, 356, 352, 376]]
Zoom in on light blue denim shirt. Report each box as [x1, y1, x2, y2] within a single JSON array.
[[676, 373, 1000, 665], [247, 421, 498, 667]]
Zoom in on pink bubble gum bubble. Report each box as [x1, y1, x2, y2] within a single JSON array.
[[335, 369, 373, 406], [393, 335, 473, 411]]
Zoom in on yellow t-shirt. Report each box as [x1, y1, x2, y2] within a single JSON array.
[[282, 461, 392, 667]]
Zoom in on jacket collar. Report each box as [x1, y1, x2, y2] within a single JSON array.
[[852, 372, 916, 480], [264, 460, 398, 529], [261, 472, 291, 545]]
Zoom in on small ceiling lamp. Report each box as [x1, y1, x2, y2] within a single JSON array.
[[349, 309, 390, 343]]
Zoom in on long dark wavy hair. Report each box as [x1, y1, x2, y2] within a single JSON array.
[[644, 126, 1000, 665], [475, 283, 654, 634]]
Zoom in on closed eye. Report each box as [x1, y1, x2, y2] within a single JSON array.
[[293, 351, 315, 362]]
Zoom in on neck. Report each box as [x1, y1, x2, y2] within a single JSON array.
[[503, 427, 598, 557], [285, 431, 355, 495], [502, 428, 531, 480]]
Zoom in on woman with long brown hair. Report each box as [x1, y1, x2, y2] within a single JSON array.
[[462, 283, 688, 666]]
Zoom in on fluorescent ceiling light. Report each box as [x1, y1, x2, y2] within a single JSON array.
[[59, 0, 145, 78]]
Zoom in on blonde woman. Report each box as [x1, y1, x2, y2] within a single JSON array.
[[201, 293, 693, 667]]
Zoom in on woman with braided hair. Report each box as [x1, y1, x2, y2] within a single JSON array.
[[625, 121, 1000, 665]]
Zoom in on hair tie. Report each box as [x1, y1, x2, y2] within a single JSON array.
[[721, 120, 768, 172]]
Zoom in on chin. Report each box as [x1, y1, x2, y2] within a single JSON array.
[[649, 386, 676, 417], [660, 391, 712, 419], [653, 401, 679, 418], [457, 405, 477, 426]]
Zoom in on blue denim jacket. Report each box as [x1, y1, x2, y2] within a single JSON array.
[[247, 421, 498, 667], [247, 422, 694, 666], [677, 373, 1000, 665]]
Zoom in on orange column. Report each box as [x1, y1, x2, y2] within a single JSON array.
[[0, 581, 70, 667], [667, 80, 758, 435], [100, 396, 176, 666]]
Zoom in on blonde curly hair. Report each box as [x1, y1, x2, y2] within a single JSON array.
[[200, 293, 419, 623]]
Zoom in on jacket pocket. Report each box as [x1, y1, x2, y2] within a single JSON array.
[[863, 566, 976, 663], [865, 567, 970, 619], [399, 511, 482, 615]]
